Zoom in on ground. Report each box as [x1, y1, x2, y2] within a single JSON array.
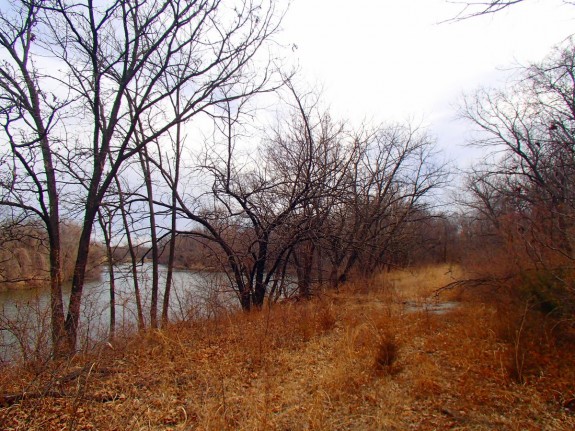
[[1, 264, 574, 430]]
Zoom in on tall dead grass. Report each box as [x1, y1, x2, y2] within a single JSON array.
[[1, 264, 574, 430]]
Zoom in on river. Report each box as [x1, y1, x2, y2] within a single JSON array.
[[0, 264, 237, 363]]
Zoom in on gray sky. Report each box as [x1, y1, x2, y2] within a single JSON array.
[[279, 0, 575, 163]]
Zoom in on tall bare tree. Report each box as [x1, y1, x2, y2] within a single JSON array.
[[264, 87, 354, 298], [0, 1, 68, 353], [96, 202, 119, 341], [158, 88, 185, 326], [112, 171, 146, 331]]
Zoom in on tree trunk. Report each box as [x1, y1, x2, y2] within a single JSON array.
[[64, 213, 97, 353], [114, 175, 145, 330], [294, 242, 315, 299], [140, 148, 159, 329], [108, 263, 116, 341], [97, 209, 116, 341], [49, 228, 66, 357], [252, 239, 268, 308], [162, 116, 182, 326]]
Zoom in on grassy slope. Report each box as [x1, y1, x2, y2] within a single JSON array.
[[1, 264, 574, 430]]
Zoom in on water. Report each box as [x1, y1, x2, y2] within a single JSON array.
[[403, 300, 459, 315], [0, 264, 237, 363]]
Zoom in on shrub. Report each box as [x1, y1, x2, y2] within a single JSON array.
[[374, 334, 398, 372], [519, 268, 575, 317]]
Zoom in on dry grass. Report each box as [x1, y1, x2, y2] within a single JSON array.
[[1, 264, 574, 430]]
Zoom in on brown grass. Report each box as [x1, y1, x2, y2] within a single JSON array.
[[1, 264, 574, 430]]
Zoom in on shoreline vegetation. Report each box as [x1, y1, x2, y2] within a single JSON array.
[[0, 263, 216, 293], [1, 265, 574, 430], [0, 264, 103, 293], [0, 226, 218, 293], [0, 222, 105, 292]]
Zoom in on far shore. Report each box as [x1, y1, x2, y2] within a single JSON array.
[[0, 262, 220, 293]]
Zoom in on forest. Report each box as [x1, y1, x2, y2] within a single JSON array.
[[0, 0, 574, 429]]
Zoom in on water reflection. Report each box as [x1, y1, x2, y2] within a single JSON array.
[[0, 264, 237, 363]]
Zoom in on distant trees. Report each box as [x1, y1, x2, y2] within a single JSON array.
[[0, 0, 285, 355], [320, 124, 447, 286], [0, 221, 103, 289]]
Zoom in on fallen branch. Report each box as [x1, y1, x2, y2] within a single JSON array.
[[0, 390, 126, 407], [433, 275, 514, 298], [0, 363, 117, 407]]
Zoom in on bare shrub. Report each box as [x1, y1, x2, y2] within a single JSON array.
[[315, 300, 337, 333], [374, 334, 398, 372], [0, 297, 51, 364]]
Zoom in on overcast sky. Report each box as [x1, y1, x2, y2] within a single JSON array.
[[278, 0, 575, 163]]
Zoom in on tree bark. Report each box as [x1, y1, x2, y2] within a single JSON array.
[[139, 148, 160, 329]]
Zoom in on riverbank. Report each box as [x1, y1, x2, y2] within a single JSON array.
[[0, 280, 44, 293], [1, 265, 574, 430], [0, 269, 103, 293]]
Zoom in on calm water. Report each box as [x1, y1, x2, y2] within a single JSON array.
[[0, 264, 237, 363]]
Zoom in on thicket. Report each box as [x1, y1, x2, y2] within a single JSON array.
[[459, 40, 575, 318]]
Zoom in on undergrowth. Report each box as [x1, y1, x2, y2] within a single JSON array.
[[0, 264, 574, 430]]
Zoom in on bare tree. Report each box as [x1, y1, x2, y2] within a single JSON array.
[[0, 0, 68, 354], [112, 172, 146, 331], [96, 203, 118, 341], [449, 0, 574, 20], [463, 41, 575, 260], [158, 88, 185, 326], [321, 124, 447, 287], [0, 0, 286, 354], [264, 87, 354, 298], [148, 85, 351, 309], [135, 140, 161, 329], [461, 40, 575, 311]]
